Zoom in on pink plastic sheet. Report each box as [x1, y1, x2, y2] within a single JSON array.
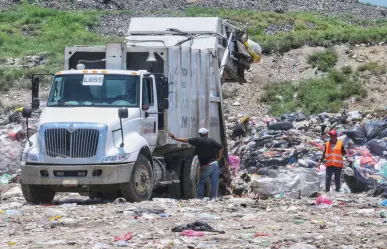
[[228, 154, 241, 172], [180, 230, 205, 237]]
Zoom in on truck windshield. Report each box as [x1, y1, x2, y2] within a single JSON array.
[[47, 74, 140, 107]]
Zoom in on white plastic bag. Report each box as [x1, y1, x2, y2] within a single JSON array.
[[244, 39, 262, 63]]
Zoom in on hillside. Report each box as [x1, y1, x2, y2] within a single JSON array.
[[0, 1, 387, 115]]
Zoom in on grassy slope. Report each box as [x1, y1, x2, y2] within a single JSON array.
[[179, 7, 387, 54], [1, 3, 386, 114], [0, 3, 117, 91]]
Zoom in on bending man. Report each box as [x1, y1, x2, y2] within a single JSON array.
[[168, 128, 224, 199]]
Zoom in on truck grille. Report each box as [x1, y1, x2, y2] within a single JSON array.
[[44, 128, 99, 158]]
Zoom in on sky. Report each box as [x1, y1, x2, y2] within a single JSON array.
[[359, 0, 387, 7]]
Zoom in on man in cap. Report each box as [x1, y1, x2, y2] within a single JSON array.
[[168, 128, 224, 199], [320, 129, 350, 192]]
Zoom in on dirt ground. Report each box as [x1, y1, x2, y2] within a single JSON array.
[[0, 185, 386, 249], [222, 44, 387, 119]]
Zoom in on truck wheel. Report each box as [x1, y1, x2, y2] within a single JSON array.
[[168, 159, 183, 199], [183, 156, 211, 199], [21, 184, 56, 204], [120, 155, 153, 202], [183, 156, 199, 199]]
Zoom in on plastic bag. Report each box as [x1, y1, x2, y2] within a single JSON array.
[[381, 128, 387, 138], [347, 111, 362, 120], [0, 174, 12, 185], [228, 154, 241, 172], [280, 112, 306, 122], [343, 125, 367, 145], [364, 121, 387, 140], [344, 166, 377, 193], [268, 121, 294, 131], [316, 196, 332, 205], [180, 230, 205, 237], [244, 39, 262, 63], [378, 159, 387, 177], [366, 139, 387, 156]]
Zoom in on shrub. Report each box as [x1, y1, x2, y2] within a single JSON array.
[[341, 66, 353, 74], [261, 70, 367, 115], [308, 49, 338, 72], [357, 62, 387, 75]]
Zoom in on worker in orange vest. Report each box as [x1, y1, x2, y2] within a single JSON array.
[[320, 130, 350, 192]]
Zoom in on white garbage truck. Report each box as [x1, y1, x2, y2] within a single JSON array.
[[20, 17, 260, 203]]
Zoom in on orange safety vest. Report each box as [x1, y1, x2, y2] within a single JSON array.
[[325, 140, 344, 168]]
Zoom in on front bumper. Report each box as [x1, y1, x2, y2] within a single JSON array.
[[21, 163, 135, 185]]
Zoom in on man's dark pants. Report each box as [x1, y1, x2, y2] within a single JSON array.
[[326, 166, 343, 192]]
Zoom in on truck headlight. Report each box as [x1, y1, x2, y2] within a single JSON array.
[[22, 153, 39, 162], [104, 153, 130, 162]]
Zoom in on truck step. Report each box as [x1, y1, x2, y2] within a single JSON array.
[[157, 180, 180, 185], [157, 181, 172, 185]]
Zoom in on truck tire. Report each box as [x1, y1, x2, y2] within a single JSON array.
[[183, 156, 199, 199], [120, 155, 153, 202], [21, 184, 56, 204], [183, 156, 211, 199], [168, 159, 183, 199]]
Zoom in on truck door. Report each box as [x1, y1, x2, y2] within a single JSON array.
[[141, 75, 158, 150]]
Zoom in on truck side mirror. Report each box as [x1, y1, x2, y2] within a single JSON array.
[[117, 107, 128, 148], [161, 77, 169, 100], [159, 76, 169, 110], [32, 76, 40, 109], [118, 107, 128, 119], [161, 99, 169, 110], [22, 107, 32, 118]]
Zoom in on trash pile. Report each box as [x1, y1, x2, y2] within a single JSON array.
[[1, 191, 387, 248], [227, 110, 387, 198], [0, 108, 39, 183]]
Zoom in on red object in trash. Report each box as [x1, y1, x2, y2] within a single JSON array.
[[8, 132, 17, 141], [114, 232, 133, 241], [180, 230, 205, 237], [316, 196, 332, 205], [253, 233, 269, 237], [307, 141, 325, 151], [360, 156, 376, 166]]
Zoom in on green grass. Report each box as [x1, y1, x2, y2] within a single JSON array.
[[357, 62, 387, 75], [341, 65, 353, 75], [261, 70, 367, 115], [308, 49, 338, 72], [179, 7, 387, 54], [0, 2, 119, 91]]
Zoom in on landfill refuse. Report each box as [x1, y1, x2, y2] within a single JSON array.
[[316, 196, 332, 205], [226, 109, 387, 201], [280, 112, 307, 122], [364, 120, 387, 140], [180, 230, 205, 237], [0, 174, 12, 185], [343, 125, 367, 145], [366, 139, 387, 156], [172, 221, 220, 233], [114, 232, 133, 242], [267, 121, 294, 131]]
